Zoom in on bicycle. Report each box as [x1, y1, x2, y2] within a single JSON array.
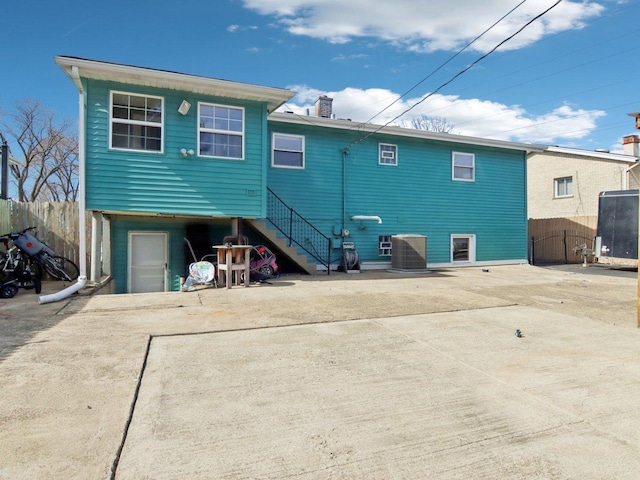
[[0, 231, 43, 297], [3, 227, 79, 283]]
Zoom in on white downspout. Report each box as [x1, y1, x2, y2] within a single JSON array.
[[40, 65, 87, 303]]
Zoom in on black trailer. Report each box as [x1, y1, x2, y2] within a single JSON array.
[[595, 189, 638, 266]]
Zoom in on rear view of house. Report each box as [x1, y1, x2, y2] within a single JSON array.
[[57, 56, 542, 293]]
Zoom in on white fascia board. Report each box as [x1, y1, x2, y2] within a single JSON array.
[[546, 145, 637, 163], [55, 56, 295, 112], [268, 112, 546, 153]]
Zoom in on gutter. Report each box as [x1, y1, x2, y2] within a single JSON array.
[[40, 65, 87, 303], [269, 112, 546, 153]]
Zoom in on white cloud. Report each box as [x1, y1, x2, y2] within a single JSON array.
[[227, 24, 259, 33], [241, 0, 604, 52], [280, 85, 606, 144], [331, 53, 368, 62]]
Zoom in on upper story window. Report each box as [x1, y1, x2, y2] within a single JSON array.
[[452, 152, 475, 181], [272, 133, 305, 169], [554, 176, 573, 198], [198, 103, 244, 159], [110, 92, 163, 152], [379, 144, 397, 166]]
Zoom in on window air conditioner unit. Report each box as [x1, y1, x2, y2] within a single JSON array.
[[391, 234, 427, 270]]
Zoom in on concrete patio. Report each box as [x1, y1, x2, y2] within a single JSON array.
[[0, 264, 638, 479]]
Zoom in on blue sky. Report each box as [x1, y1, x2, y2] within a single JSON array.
[[2, 0, 640, 153]]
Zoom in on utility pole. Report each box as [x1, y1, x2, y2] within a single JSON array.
[[631, 112, 640, 328], [1, 133, 8, 200]]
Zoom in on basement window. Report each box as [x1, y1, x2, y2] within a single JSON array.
[[379, 235, 393, 256], [451, 235, 475, 262]]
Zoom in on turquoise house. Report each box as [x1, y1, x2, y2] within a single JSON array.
[[56, 56, 542, 294]]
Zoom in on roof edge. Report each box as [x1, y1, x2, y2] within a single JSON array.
[[545, 145, 637, 162], [55, 56, 295, 112], [268, 112, 545, 153]]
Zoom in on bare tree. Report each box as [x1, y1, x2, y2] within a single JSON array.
[[3, 99, 78, 201], [401, 115, 457, 134]]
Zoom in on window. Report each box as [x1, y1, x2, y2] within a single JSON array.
[[554, 177, 573, 198], [198, 103, 244, 159], [452, 152, 475, 181], [272, 133, 305, 168], [379, 144, 397, 166], [379, 235, 393, 256], [451, 235, 476, 262], [110, 92, 163, 152]]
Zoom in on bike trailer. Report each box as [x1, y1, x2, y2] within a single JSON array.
[[14, 232, 51, 256]]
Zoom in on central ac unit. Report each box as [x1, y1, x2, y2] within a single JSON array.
[[391, 234, 427, 270]]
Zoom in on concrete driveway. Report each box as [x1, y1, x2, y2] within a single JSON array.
[[0, 264, 638, 479]]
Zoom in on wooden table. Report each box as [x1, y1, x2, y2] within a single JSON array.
[[213, 245, 252, 289]]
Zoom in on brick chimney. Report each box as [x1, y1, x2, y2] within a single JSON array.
[[315, 95, 333, 118], [622, 135, 639, 157]]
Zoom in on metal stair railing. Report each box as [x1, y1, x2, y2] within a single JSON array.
[[266, 187, 331, 274]]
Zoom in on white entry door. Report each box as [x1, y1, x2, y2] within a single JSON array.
[[129, 232, 168, 293]]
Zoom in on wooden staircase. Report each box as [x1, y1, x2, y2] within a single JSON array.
[[247, 219, 318, 275]]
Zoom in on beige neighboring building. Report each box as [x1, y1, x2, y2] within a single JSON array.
[[527, 135, 640, 219]]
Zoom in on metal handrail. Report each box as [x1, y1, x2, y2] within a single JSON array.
[[266, 187, 331, 274]]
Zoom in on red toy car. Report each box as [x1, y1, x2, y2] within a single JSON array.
[[250, 245, 278, 277]]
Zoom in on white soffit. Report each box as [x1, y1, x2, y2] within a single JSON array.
[[55, 56, 295, 112]]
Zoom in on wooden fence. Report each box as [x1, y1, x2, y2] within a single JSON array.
[[0, 200, 88, 269], [528, 216, 598, 265]]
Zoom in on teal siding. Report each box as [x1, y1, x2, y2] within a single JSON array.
[[85, 79, 267, 218], [110, 217, 234, 293], [111, 218, 186, 294], [267, 121, 528, 265]]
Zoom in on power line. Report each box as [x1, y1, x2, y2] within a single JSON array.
[[419, 36, 640, 127], [280, 1, 530, 135], [345, 0, 563, 150], [484, 99, 640, 139], [363, 0, 527, 125]]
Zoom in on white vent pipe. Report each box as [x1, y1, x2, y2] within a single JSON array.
[[351, 215, 382, 224], [40, 64, 88, 304]]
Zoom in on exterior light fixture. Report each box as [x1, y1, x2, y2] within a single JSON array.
[[178, 100, 191, 116]]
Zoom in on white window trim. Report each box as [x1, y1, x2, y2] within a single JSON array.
[[197, 102, 245, 160], [452, 151, 475, 182], [554, 176, 573, 198], [379, 143, 398, 166], [451, 234, 476, 263], [109, 91, 164, 154], [272, 133, 305, 169]]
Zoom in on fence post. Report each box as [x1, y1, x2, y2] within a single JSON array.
[[563, 229, 568, 264], [530, 236, 535, 265]]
